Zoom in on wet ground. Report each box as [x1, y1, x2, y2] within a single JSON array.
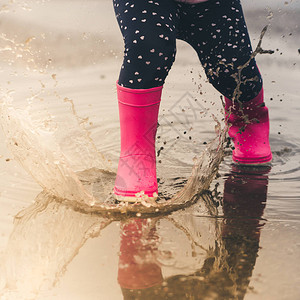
[[0, 0, 300, 299]]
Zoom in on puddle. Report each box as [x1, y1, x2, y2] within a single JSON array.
[[0, 0, 300, 299]]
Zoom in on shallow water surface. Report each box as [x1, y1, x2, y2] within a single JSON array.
[[0, 0, 300, 299]]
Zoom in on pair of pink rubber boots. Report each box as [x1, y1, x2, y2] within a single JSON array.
[[113, 84, 272, 201]]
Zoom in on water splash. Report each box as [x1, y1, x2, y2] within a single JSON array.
[[0, 6, 273, 216], [0, 16, 227, 215], [0, 91, 226, 215], [0, 95, 113, 206]]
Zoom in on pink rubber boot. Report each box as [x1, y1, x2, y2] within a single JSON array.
[[114, 83, 162, 201], [225, 88, 272, 165]]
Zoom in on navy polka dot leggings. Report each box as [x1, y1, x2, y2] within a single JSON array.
[[113, 0, 263, 101]]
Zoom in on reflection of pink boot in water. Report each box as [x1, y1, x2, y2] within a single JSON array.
[[225, 88, 272, 165], [118, 219, 163, 290], [114, 83, 162, 201]]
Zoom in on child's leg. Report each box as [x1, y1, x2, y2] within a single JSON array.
[[113, 0, 178, 89], [176, 0, 262, 101], [176, 0, 271, 164], [112, 0, 179, 199]]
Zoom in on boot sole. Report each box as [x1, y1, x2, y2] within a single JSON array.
[[233, 153, 272, 165], [113, 187, 158, 203]]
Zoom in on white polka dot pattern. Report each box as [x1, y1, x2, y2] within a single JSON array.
[[113, 0, 262, 101]]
